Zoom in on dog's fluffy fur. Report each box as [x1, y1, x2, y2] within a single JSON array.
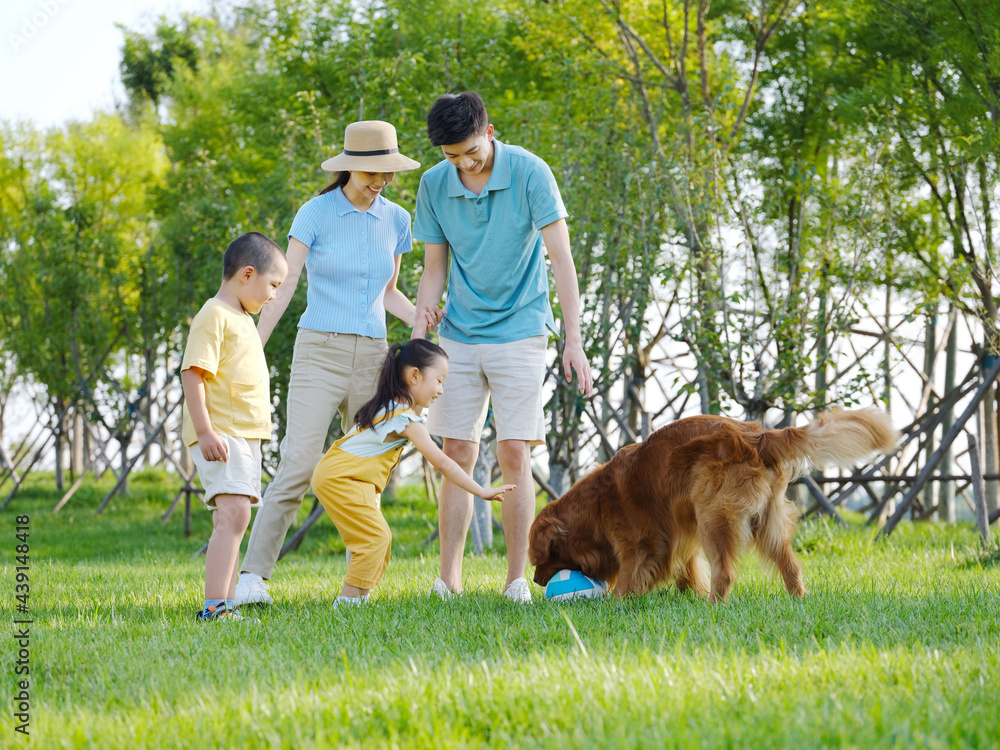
[[529, 408, 899, 602]]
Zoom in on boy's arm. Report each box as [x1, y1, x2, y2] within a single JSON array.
[[410, 241, 449, 339], [181, 367, 229, 462], [401, 421, 513, 500], [257, 238, 308, 347], [541, 218, 594, 396]]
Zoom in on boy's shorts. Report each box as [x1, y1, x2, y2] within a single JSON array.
[[427, 336, 548, 446], [190, 434, 263, 510]]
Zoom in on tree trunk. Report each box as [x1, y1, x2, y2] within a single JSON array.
[[470, 437, 495, 553], [879, 266, 894, 521], [72, 409, 85, 477], [940, 305, 958, 523], [54, 399, 66, 491], [815, 266, 830, 410], [118, 436, 130, 496], [548, 462, 569, 499], [984, 354, 999, 519], [882, 260, 893, 416], [923, 313, 938, 520], [142, 348, 155, 468]]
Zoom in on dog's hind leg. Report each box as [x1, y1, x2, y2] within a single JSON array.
[[699, 522, 740, 603], [754, 483, 806, 598], [672, 536, 710, 597], [675, 555, 710, 597]]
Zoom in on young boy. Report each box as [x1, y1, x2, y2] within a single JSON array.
[[181, 232, 288, 621], [410, 92, 593, 603]]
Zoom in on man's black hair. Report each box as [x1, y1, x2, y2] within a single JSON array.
[[222, 232, 284, 280], [426, 91, 489, 147]]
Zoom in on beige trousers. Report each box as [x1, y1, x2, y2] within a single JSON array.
[[241, 329, 387, 579]]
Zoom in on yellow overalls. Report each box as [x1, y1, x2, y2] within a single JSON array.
[[311, 407, 413, 590]]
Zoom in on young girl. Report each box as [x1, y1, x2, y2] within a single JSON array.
[[311, 339, 514, 605]]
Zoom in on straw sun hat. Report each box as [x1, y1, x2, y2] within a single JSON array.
[[321, 120, 420, 173]]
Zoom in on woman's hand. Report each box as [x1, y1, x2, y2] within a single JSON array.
[[423, 305, 445, 331]]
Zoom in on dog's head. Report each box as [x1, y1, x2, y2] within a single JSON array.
[[529, 508, 570, 587]]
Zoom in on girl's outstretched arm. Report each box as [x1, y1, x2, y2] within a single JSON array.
[[401, 421, 514, 501]]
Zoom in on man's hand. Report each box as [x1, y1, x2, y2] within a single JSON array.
[[562, 341, 593, 397]]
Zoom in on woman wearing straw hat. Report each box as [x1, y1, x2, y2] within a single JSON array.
[[234, 120, 435, 606]]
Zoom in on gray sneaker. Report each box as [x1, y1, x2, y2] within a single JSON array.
[[234, 573, 273, 606], [503, 577, 532, 603]]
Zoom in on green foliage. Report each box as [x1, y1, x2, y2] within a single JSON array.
[[120, 19, 200, 108], [0, 116, 168, 407]]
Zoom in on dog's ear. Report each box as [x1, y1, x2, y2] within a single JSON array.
[[528, 513, 567, 566]]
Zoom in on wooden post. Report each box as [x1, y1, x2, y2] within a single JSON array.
[[801, 476, 847, 526], [878, 356, 1000, 539], [95, 399, 180, 513], [278, 498, 325, 558], [0, 443, 20, 485]]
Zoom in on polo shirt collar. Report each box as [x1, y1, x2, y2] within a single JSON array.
[[446, 138, 512, 198], [332, 186, 387, 219]]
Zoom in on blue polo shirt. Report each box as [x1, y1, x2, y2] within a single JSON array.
[[413, 139, 568, 343], [288, 187, 411, 338]]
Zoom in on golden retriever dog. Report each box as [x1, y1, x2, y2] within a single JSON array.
[[529, 408, 899, 602]]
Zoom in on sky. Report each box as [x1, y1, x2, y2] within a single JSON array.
[[1, 0, 209, 128]]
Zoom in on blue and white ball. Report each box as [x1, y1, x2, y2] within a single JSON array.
[[544, 569, 609, 602]]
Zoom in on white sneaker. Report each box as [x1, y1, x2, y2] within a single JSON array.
[[429, 577, 459, 600], [234, 573, 273, 606], [333, 595, 367, 608], [503, 577, 532, 603]]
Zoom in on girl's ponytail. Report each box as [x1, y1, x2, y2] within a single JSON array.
[[354, 339, 447, 431]]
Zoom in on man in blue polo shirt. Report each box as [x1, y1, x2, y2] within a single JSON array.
[[411, 91, 593, 603]]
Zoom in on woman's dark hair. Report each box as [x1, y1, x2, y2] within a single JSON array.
[[319, 171, 350, 195], [354, 339, 448, 431], [426, 91, 489, 147]]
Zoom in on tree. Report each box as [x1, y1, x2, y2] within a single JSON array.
[[0, 115, 168, 488]]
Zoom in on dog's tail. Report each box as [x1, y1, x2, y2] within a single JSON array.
[[757, 407, 900, 478]]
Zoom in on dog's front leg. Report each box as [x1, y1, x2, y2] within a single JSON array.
[[612, 552, 651, 596]]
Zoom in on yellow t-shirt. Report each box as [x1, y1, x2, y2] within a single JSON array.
[[181, 299, 271, 446]]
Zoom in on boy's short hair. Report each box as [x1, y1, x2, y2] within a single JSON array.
[[426, 92, 489, 147], [222, 232, 284, 280]]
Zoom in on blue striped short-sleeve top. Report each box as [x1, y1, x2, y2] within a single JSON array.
[[288, 187, 412, 338]]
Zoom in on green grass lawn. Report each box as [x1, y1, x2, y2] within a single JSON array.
[[2, 470, 999, 749]]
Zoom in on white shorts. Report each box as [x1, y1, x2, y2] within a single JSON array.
[[427, 336, 548, 446], [190, 434, 263, 510]]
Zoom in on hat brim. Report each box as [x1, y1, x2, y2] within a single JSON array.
[[321, 152, 421, 173]]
